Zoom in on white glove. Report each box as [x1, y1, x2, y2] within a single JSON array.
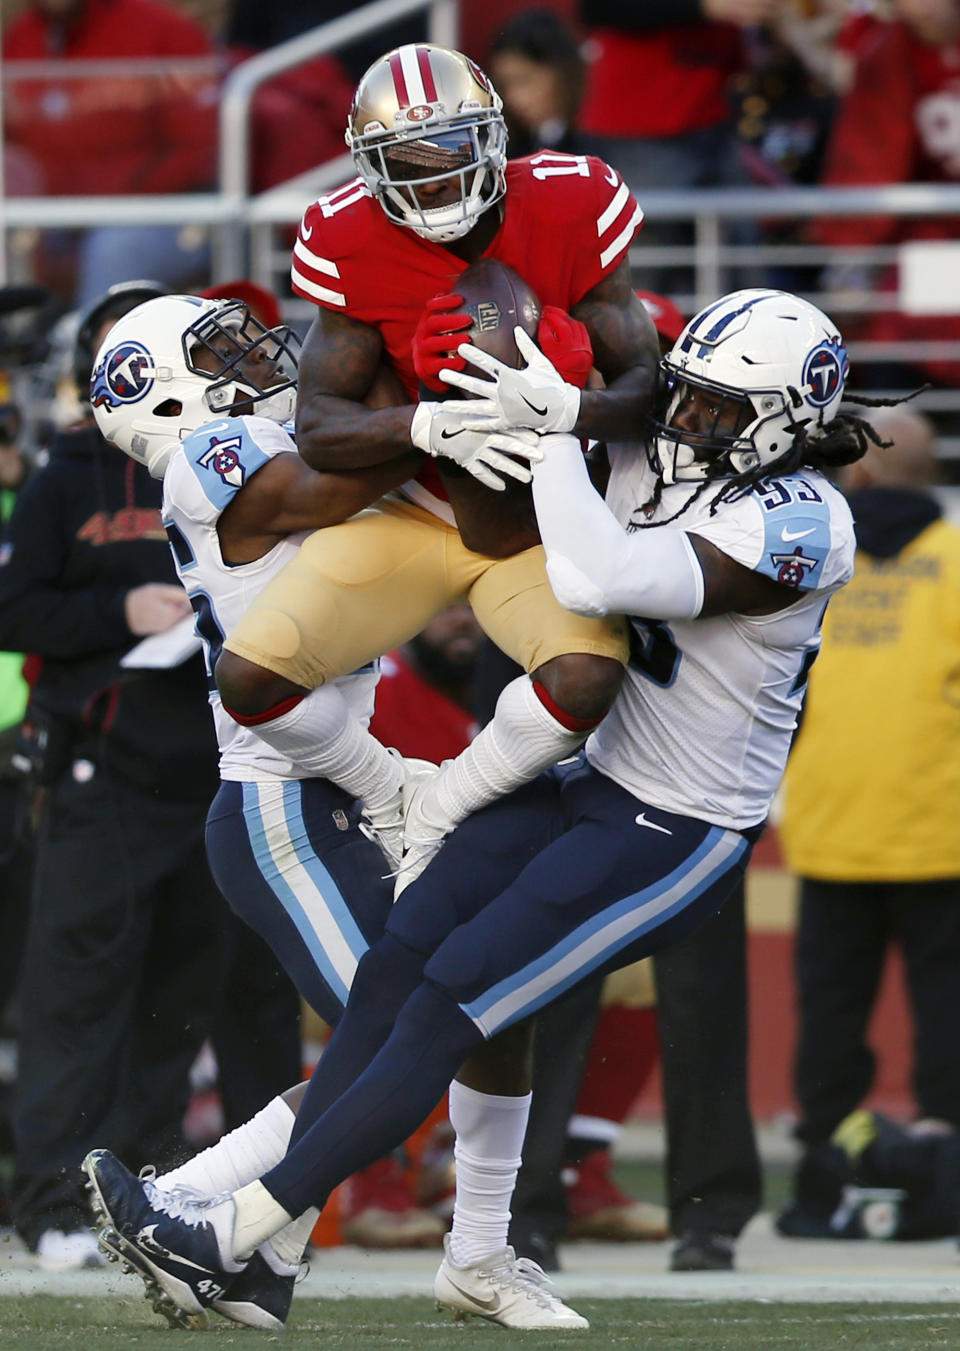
[[410, 401, 543, 492], [439, 327, 582, 434]]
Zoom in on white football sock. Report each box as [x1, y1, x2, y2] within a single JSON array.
[[415, 676, 588, 832], [156, 1095, 295, 1197], [264, 1207, 319, 1270], [231, 1180, 294, 1263], [244, 685, 403, 813], [446, 1080, 532, 1266]]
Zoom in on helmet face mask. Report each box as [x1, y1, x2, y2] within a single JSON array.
[[346, 45, 507, 243], [184, 302, 299, 421], [90, 295, 300, 477], [647, 289, 849, 488], [652, 369, 791, 485]]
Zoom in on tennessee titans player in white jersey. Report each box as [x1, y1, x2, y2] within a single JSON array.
[[85, 292, 592, 1333], [82, 290, 882, 1329], [164, 413, 397, 1018], [91, 293, 424, 1025]]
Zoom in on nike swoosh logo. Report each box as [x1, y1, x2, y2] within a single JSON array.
[[635, 813, 672, 835], [136, 1226, 217, 1276], [440, 427, 464, 440], [521, 394, 548, 418], [605, 167, 619, 186], [781, 526, 816, 542], [444, 1276, 500, 1311], [301, 222, 313, 241]]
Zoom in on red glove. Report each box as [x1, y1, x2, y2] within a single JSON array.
[[412, 292, 473, 392], [537, 305, 594, 390]]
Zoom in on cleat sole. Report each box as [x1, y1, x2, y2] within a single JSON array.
[[98, 1226, 209, 1332]]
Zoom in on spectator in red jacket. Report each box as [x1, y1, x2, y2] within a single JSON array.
[[815, 0, 960, 388], [2, 0, 220, 306], [577, 0, 778, 291]]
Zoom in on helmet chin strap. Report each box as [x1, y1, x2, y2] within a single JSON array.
[[206, 382, 296, 425], [251, 385, 297, 424], [411, 215, 474, 243]]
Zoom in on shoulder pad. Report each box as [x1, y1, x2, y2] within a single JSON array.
[[506, 154, 642, 272], [292, 181, 380, 311], [297, 180, 377, 261], [750, 474, 838, 590]]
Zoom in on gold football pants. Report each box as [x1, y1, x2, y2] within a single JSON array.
[[224, 500, 627, 688]]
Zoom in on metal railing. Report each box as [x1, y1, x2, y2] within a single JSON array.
[[0, 0, 457, 283], [3, 1, 960, 463]]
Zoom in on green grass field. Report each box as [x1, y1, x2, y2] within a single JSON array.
[[0, 1297, 959, 1350]]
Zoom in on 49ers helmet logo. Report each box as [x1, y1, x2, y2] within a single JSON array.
[[90, 341, 154, 410], [405, 104, 434, 121]]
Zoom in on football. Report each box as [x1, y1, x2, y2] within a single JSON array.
[[436, 259, 542, 558], [452, 257, 541, 375]]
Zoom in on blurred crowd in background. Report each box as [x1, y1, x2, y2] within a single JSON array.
[[1, 0, 960, 1277]]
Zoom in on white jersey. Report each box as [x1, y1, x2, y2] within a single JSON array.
[[162, 414, 378, 782], [586, 446, 856, 830]]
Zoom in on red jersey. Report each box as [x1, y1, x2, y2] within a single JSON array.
[[291, 153, 641, 513], [815, 21, 960, 385], [369, 651, 477, 764], [579, 25, 743, 139], [3, 0, 217, 198], [818, 22, 960, 247], [291, 153, 642, 395]]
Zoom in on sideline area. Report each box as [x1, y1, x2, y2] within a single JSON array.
[[3, 1215, 959, 1305]]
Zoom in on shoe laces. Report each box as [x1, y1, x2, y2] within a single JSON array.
[[357, 817, 402, 877], [483, 1251, 559, 1311], [140, 1169, 231, 1231]]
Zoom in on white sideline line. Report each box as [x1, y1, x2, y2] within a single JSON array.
[[4, 1269, 960, 1304], [4, 1216, 959, 1304]]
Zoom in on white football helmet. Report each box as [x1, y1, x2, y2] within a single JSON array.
[[650, 289, 849, 485], [345, 44, 507, 243], [90, 294, 299, 477]]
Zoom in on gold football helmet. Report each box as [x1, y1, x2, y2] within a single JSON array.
[[345, 44, 507, 244]]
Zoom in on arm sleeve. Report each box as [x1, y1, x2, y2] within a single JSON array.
[[0, 474, 132, 657], [532, 434, 704, 620]]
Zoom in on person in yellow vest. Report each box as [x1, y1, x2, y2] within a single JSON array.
[[777, 405, 960, 1236]]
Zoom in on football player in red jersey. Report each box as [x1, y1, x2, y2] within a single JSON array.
[[194, 47, 655, 1329], [217, 43, 659, 894]]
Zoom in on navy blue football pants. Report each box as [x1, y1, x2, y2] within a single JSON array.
[[264, 757, 757, 1218], [205, 778, 393, 1028]]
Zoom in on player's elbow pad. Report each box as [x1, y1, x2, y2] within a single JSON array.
[[545, 554, 611, 616], [546, 530, 704, 621]]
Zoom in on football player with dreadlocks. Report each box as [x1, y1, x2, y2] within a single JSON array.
[[81, 289, 880, 1330]]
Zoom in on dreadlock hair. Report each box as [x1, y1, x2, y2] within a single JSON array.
[[636, 388, 923, 529]]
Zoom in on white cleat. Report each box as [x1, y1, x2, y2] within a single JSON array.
[[360, 751, 438, 873], [393, 770, 452, 901], [434, 1235, 589, 1330]]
